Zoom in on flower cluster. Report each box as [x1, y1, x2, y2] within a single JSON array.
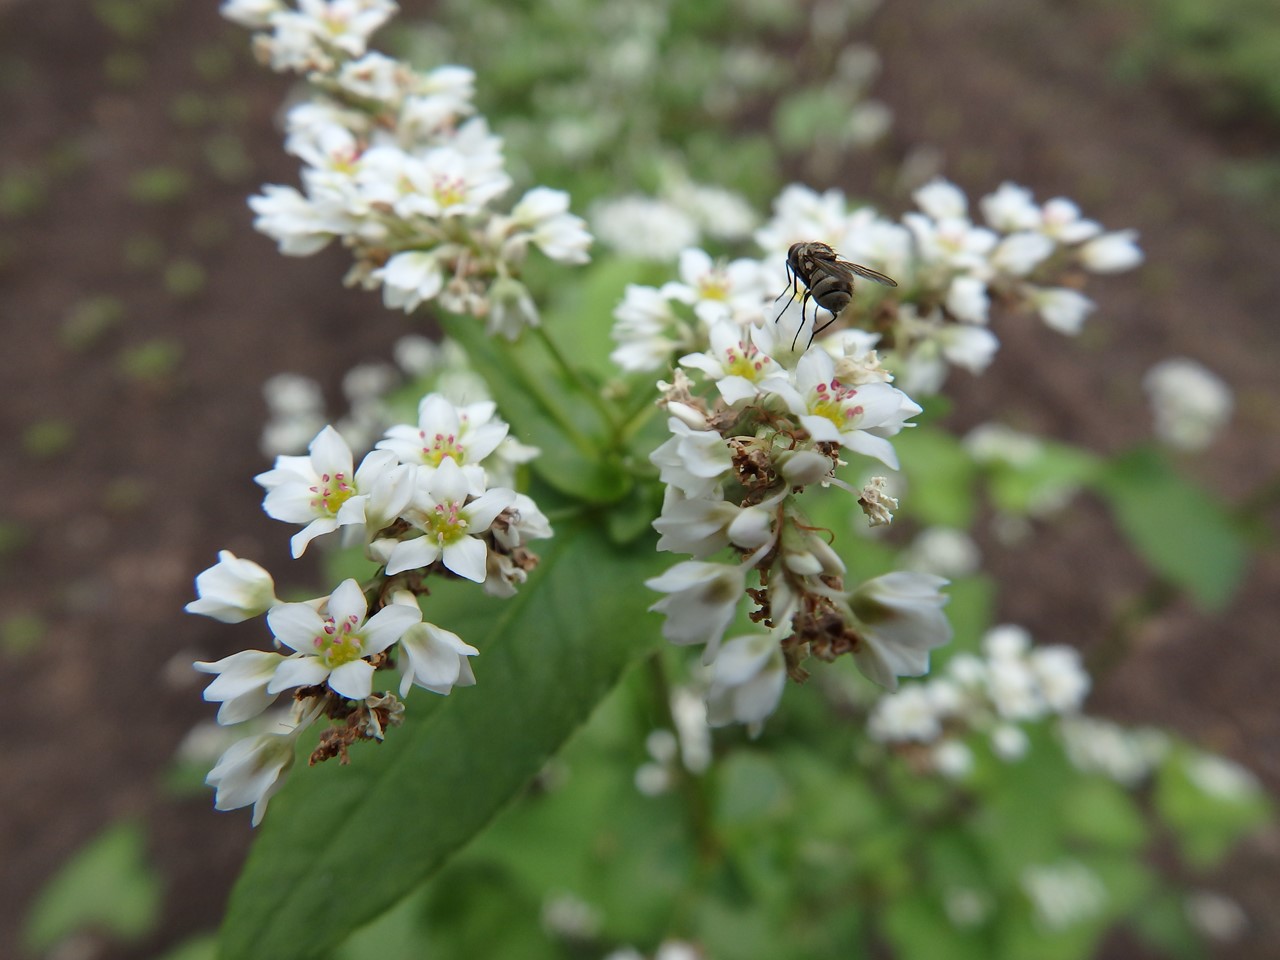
[[642, 316, 952, 732], [867, 624, 1091, 776], [611, 178, 1142, 394], [187, 394, 552, 823], [1143, 356, 1233, 452], [222, 0, 592, 338]]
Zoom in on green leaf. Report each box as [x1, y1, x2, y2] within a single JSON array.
[[25, 820, 162, 951], [986, 438, 1099, 516], [1095, 447, 1249, 610], [217, 519, 666, 960], [893, 425, 980, 528], [1061, 777, 1149, 851], [1154, 746, 1273, 868]]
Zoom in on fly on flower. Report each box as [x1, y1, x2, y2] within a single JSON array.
[[774, 241, 897, 349]]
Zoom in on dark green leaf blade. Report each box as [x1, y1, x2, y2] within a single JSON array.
[[218, 520, 665, 960]]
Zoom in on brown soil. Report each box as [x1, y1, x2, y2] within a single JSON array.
[[1, 1, 1276, 959]]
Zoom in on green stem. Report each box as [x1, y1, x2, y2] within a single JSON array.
[[530, 325, 619, 434], [645, 652, 720, 864]]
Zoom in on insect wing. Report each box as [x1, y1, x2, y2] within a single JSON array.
[[842, 260, 898, 287]]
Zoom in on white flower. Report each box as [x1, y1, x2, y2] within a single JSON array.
[[1143, 357, 1233, 451], [512, 187, 592, 264], [1079, 229, 1143, 272], [1031, 286, 1095, 334], [990, 723, 1030, 760], [375, 250, 446, 312], [381, 458, 515, 581], [679, 320, 785, 404], [980, 182, 1041, 232], [610, 284, 683, 372], [847, 571, 952, 690], [591, 195, 699, 261], [1185, 753, 1262, 801], [991, 231, 1054, 276], [705, 632, 786, 735], [662, 248, 769, 327], [932, 740, 974, 779], [649, 418, 733, 499], [186, 550, 278, 623], [913, 178, 969, 221], [773, 349, 920, 469], [206, 716, 305, 827], [868, 683, 942, 742], [194, 649, 289, 724], [377, 393, 509, 471], [220, 0, 283, 29], [902, 527, 981, 578], [394, 610, 479, 697], [1029, 645, 1090, 713], [945, 275, 991, 324], [1021, 861, 1107, 931], [248, 184, 349, 255], [267, 578, 422, 700], [1039, 197, 1102, 244], [255, 426, 397, 557], [653, 487, 773, 557], [645, 560, 746, 661]]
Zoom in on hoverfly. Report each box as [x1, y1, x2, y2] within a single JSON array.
[[774, 241, 898, 349]]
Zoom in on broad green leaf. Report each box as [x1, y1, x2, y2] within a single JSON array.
[[218, 520, 666, 960], [25, 820, 162, 952], [882, 895, 991, 960], [1095, 447, 1248, 610]]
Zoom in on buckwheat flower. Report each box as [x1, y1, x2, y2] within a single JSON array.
[[662, 248, 769, 326], [388, 593, 478, 697], [1039, 197, 1102, 244], [773, 349, 921, 469], [933, 740, 974, 779], [1185, 753, 1263, 801], [1059, 716, 1167, 786], [1143, 357, 1233, 451], [980, 182, 1041, 232], [220, 0, 282, 29], [256, 425, 398, 557], [913, 178, 969, 221], [1021, 861, 1107, 931], [868, 683, 942, 742], [374, 249, 445, 313], [649, 418, 733, 499], [902, 527, 980, 578], [591, 195, 699, 261], [991, 231, 1054, 276], [511, 187, 592, 265], [378, 394, 510, 473], [610, 284, 684, 372], [679, 320, 785, 405], [1079, 229, 1143, 272], [945, 275, 991, 324], [248, 184, 351, 255], [990, 723, 1030, 760], [381, 458, 516, 581], [397, 146, 512, 220], [267, 578, 422, 700], [398, 66, 477, 140], [1029, 645, 1090, 713], [1030, 286, 1095, 334], [964, 422, 1042, 467], [705, 632, 786, 735], [653, 488, 773, 557], [206, 710, 313, 827], [645, 560, 747, 660], [194, 649, 290, 724], [847, 571, 952, 690], [273, 0, 397, 65], [186, 550, 279, 623]]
